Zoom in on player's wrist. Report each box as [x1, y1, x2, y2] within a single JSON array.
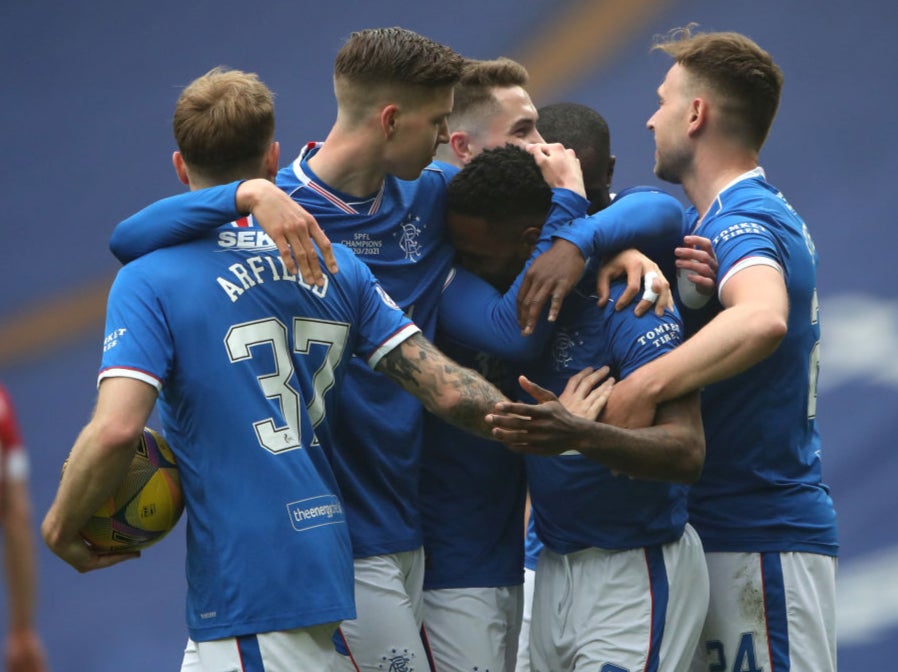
[[234, 178, 273, 215]]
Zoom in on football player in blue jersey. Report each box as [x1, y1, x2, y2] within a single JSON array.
[[496, 28, 839, 672], [421, 56, 543, 672], [513, 101, 619, 672], [629, 28, 838, 672], [451, 144, 709, 672], [40, 67, 515, 672]]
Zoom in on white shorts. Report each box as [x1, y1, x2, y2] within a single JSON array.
[[180, 623, 338, 672], [514, 567, 536, 672], [423, 584, 523, 672], [331, 548, 432, 672], [690, 551, 837, 672], [531, 524, 708, 672]]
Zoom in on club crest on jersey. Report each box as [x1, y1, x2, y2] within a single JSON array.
[[396, 214, 423, 262], [374, 284, 401, 310], [552, 328, 582, 372]]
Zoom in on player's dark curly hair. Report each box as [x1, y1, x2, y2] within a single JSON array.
[[446, 145, 552, 225]]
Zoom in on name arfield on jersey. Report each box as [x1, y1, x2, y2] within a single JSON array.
[[216, 230, 328, 302]]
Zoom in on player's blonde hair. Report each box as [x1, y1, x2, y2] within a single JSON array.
[[653, 25, 784, 151], [173, 67, 275, 182]]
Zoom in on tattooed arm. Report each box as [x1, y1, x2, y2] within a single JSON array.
[[375, 333, 509, 439]]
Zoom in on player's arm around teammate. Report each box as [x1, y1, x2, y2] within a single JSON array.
[[488, 373, 704, 483], [377, 332, 509, 439]]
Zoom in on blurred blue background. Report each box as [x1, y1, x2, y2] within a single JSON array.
[[2, 0, 895, 669]]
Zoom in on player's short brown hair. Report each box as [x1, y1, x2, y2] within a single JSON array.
[[653, 25, 784, 150], [335, 26, 464, 87], [173, 67, 275, 182], [332, 27, 463, 122], [450, 57, 530, 127]]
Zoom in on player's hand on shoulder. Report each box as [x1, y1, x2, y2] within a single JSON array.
[[526, 142, 585, 197], [596, 248, 673, 317], [235, 178, 338, 286]]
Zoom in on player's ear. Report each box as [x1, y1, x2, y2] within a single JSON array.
[[519, 226, 542, 258], [607, 155, 616, 187], [380, 104, 400, 139], [449, 131, 474, 165], [688, 97, 708, 136], [265, 142, 280, 180], [172, 151, 190, 186]]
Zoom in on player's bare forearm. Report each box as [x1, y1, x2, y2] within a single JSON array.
[[42, 379, 154, 571], [489, 391, 704, 483], [377, 333, 509, 439]]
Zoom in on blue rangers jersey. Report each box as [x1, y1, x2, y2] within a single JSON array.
[[111, 145, 458, 558], [421, 189, 588, 590], [678, 168, 838, 555], [278, 145, 457, 557], [525, 277, 689, 553], [100, 218, 417, 641]]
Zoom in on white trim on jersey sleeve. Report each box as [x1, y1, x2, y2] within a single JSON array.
[[718, 256, 784, 298], [4, 449, 29, 481], [366, 324, 421, 370], [97, 368, 163, 391]]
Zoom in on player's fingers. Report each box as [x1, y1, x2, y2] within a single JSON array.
[[579, 366, 612, 392], [547, 288, 566, 324], [521, 286, 552, 335], [564, 366, 594, 394], [276, 238, 298, 276], [487, 407, 534, 428], [595, 269, 613, 308], [517, 273, 535, 330], [654, 275, 673, 317], [310, 223, 338, 275], [517, 375, 558, 404], [615, 280, 640, 313], [288, 229, 323, 287]]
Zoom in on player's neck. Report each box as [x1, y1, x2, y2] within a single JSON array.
[[308, 128, 386, 198], [684, 145, 759, 219]]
